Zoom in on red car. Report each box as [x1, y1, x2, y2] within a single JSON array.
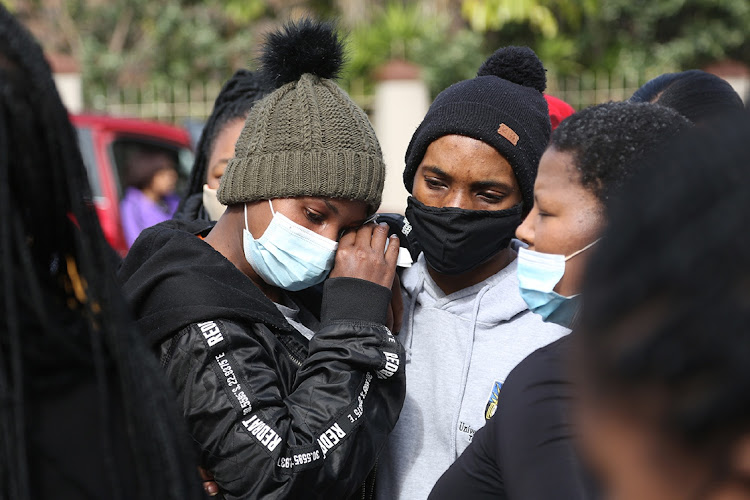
[[71, 114, 193, 255]]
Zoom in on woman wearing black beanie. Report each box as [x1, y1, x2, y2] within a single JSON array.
[[376, 46, 569, 500], [629, 69, 744, 124]]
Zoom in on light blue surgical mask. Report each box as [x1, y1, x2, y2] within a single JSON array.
[[243, 200, 338, 291], [517, 239, 600, 328]]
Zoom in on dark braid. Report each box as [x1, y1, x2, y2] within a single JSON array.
[[551, 102, 691, 207], [0, 7, 203, 499], [174, 69, 270, 217], [580, 110, 750, 456]]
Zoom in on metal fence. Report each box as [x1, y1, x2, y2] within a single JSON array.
[[87, 81, 225, 123], [84, 69, 661, 124], [546, 69, 663, 111]]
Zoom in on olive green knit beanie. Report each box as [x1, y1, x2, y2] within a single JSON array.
[[218, 20, 385, 211]]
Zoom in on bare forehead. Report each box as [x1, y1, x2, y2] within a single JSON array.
[[535, 148, 582, 190], [421, 134, 515, 181], [535, 148, 603, 212]]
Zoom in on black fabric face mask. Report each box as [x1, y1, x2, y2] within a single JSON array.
[[404, 196, 522, 275]]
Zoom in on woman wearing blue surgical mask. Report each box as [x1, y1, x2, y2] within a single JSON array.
[[119, 20, 406, 500], [428, 101, 692, 500], [513, 158, 604, 328]]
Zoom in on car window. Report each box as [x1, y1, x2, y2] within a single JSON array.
[[75, 127, 103, 198], [110, 136, 193, 200]]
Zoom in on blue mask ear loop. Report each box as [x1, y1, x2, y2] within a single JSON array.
[[246, 200, 276, 235], [564, 238, 600, 261]]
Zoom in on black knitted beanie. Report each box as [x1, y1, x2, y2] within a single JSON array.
[[403, 46, 550, 212]]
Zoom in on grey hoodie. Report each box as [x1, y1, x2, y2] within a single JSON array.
[[376, 252, 569, 500]]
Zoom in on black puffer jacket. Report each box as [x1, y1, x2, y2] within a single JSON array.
[[118, 219, 406, 500], [173, 191, 210, 222]]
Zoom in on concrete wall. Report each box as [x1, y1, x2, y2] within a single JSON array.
[[725, 77, 750, 103], [372, 77, 429, 214], [53, 73, 83, 113]]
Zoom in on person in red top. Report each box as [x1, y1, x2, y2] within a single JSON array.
[[544, 94, 575, 130]]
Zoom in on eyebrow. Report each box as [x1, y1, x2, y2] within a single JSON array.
[[423, 165, 452, 180], [323, 199, 340, 215], [472, 180, 516, 192], [424, 165, 515, 192]]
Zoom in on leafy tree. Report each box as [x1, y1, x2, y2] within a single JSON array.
[[342, 2, 487, 99], [461, 0, 559, 37], [6, 0, 748, 109], [589, 0, 750, 74], [456, 0, 749, 78], [459, 0, 599, 76]]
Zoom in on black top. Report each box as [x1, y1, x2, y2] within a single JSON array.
[[173, 191, 210, 223], [428, 336, 596, 500], [118, 218, 406, 499], [118, 218, 294, 347], [28, 374, 138, 500], [20, 299, 139, 500]]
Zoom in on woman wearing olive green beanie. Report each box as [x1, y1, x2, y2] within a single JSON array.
[[119, 19, 406, 500]]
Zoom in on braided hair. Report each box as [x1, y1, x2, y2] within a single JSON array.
[[0, 7, 203, 499], [630, 70, 744, 124], [174, 69, 269, 218], [580, 111, 750, 462]]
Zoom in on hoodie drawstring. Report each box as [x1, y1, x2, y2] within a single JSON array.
[[403, 273, 425, 364], [449, 284, 490, 459]]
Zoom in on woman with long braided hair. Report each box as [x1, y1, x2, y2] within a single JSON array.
[[0, 7, 204, 499], [174, 69, 270, 222]]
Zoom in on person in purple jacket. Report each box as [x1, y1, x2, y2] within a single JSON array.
[[120, 146, 180, 247]]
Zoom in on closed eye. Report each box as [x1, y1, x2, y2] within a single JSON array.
[[338, 215, 376, 239], [477, 191, 505, 203], [424, 176, 447, 189], [305, 208, 326, 224]]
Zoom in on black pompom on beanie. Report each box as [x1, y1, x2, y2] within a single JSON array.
[[403, 46, 550, 212]]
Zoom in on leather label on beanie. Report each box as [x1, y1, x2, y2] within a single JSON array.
[[497, 123, 519, 146]]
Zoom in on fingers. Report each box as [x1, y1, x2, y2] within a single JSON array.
[[330, 222, 400, 289], [354, 222, 376, 248], [198, 467, 219, 497], [384, 234, 399, 267], [204, 481, 219, 497], [370, 222, 389, 251], [338, 227, 357, 247]]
